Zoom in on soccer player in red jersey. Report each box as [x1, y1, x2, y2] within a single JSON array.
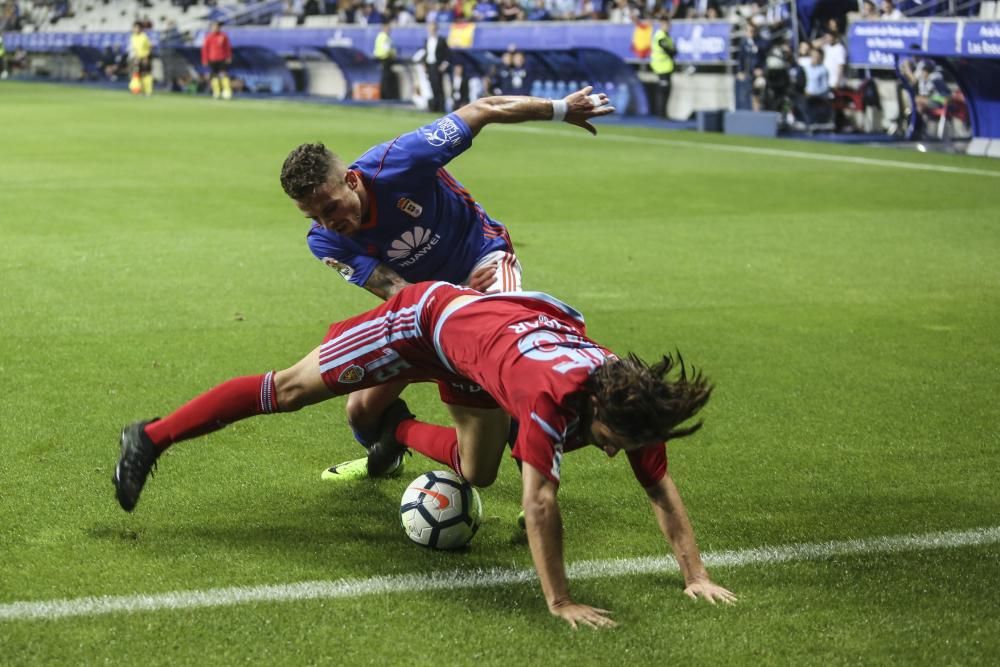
[[114, 282, 736, 628]]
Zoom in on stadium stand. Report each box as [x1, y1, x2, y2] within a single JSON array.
[[3, 0, 998, 155]]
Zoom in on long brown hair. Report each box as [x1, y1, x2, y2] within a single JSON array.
[[587, 352, 713, 443]]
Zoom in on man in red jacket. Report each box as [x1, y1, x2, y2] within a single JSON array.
[[201, 21, 233, 99]]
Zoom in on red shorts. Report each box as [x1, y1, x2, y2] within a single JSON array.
[[317, 282, 499, 410]]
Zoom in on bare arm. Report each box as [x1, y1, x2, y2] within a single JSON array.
[[454, 85, 615, 137], [521, 462, 616, 629], [645, 469, 736, 604], [362, 263, 409, 301]]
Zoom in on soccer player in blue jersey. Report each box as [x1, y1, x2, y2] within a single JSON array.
[[280, 86, 614, 481]]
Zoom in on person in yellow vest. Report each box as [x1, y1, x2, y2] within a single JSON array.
[[128, 21, 154, 96], [0, 34, 8, 80], [650, 16, 677, 118], [373, 23, 397, 100]]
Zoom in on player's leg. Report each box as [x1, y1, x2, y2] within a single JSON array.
[[321, 381, 409, 481], [113, 346, 335, 511], [447, 404, 510, 488], [382, 404, 508, 487], [220, 67, 232, 99], [140, 58, 153, 96], [210, 62, 221, 98]]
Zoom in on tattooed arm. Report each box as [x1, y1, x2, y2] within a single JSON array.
[[363, 263, 410, 301]]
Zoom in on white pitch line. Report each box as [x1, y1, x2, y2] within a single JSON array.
[[2, 526, 997, 622], [507, 125, 1000, 178]]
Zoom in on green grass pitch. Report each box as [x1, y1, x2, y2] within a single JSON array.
[[2, 82, 999, 664]]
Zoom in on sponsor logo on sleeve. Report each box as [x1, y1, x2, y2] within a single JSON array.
[[322, 257, 355, 281], [422, 117, 463, 148]]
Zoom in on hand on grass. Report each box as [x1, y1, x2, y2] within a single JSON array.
[[550, 600, 617, 630], [684, 579, 737, 605]]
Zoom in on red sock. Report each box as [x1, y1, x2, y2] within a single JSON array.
[[145, 372, 279, 450], [395, 419, 462, 477]]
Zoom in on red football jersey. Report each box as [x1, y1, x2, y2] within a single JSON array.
[[316, 281, 667, 487], [201, 31, 232, 66], [431, 287, 667, 488]]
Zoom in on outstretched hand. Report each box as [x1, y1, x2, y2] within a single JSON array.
[[684, 579, 737, 605], [562, 85, 616, 135], [550, 600, 617, 630]]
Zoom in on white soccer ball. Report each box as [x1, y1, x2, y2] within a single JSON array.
[[400, 470, 482, 550]]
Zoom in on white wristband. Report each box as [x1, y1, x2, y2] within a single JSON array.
[[550, 99, 568, 122]]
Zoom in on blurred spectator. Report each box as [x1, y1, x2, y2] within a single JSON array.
[[455, 0, 477, 19], [900, 58, 951, 136], [100, 45, 129, 82], [508, 49, 530, 94], [0, 33, 7, 79], [861, 0, 879, 18], [499, 0, 524, 20], [426, 0, 454, 23], [395, 4, 417, 23], [786, 44, 808, 125], [160, 19, 187, 92], [473, 0, 500, 21], [796, 39, 811, 69], [607, 0, 631, 22], [574, 0, 601, 19], [736, 21, 768, 111], [803, 47, 832, 129], [815, 20, 846, 89], [677, 0, 720, 19], [650, 16, 676, 118], [526, 0, 552, 20], [491, 48, 514, 94], [358, 2, 385, 24], [451, 62, 470, 108], [880, 0, 903, 18], [547, 0, 577, 20], [423, 22, 451, 112], [761, 41, 792, 114], [304, 0, 323, 17], [410, 0, 429, 21], [373, 22, 398, 100], [1, 1, 20, 32]]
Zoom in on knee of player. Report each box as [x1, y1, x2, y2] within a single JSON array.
[[345, 394, 375, 427], [463, 465, 498, 489]]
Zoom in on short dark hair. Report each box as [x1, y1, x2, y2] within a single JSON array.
[[279, 143, 344, 200], [587, 352, 712, 443]]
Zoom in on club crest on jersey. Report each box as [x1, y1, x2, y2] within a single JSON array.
[[322, 257, 355, 281], [396, 198, 423, 218], [422, 117, 462, 148], [338, 365, 365, 384]]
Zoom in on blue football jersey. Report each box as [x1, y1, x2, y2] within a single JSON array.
[[306, 113, 513, 288]]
